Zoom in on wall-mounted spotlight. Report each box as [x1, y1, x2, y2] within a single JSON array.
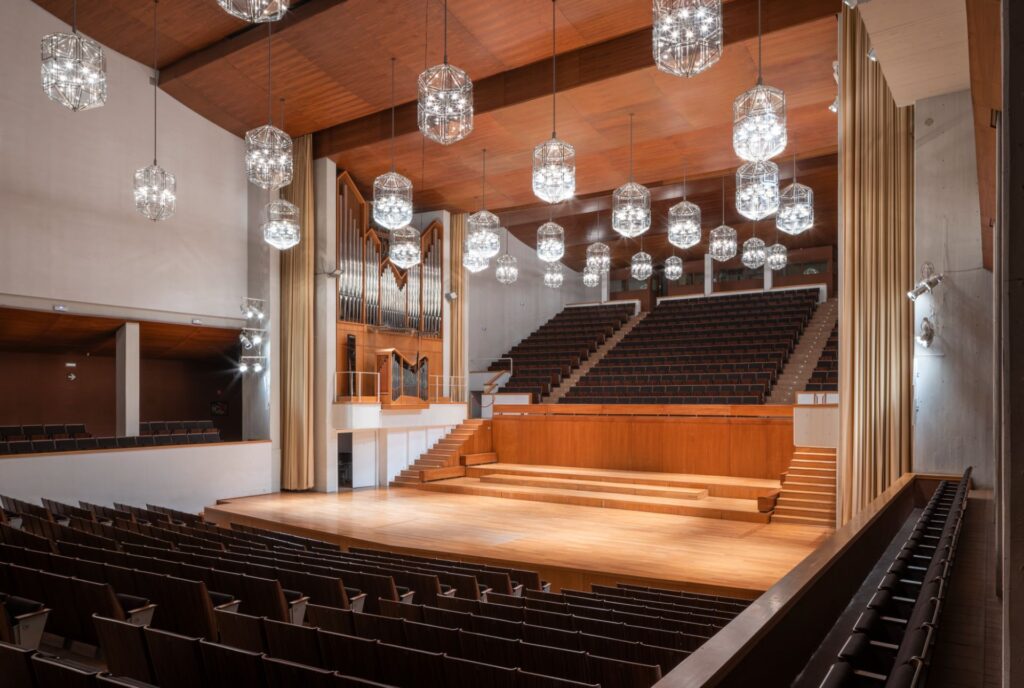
[[53, 304, 68, 312], [907, 263, 944, 302], [866, 48, 878, 62], [240, 297, 266, 321], [239, 355, 266, 374], [916, 316, 935, 348], [238, 329, 266, 351], [444, 292, 458, 303]]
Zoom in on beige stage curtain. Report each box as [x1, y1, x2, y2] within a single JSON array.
[[279, 135, 315, 491], [450, 213, 467, 383], [838, 7, 915, 524]]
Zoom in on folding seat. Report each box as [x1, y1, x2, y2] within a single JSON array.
[[165, 422, 185, 435], [317, 630, 380, 680], [422, 605, 470, 629], [263, 617, 322, 667], [199, 640, 266, 687], [442, 655, 517, 688], [44, 424, 67, 438], [469, 613, 523, 640], [73, 579, 155, 643], [22, 426, 45, 441], [31, 653, 100, 687], [351, 612, 406, 645], [152, 435, 172, 447], [75, 437, 99, 450], [520, 641, 590, 684], [170, 434, 188, 446], [376, 598, 422, 623], [92, 615, 154, 683], [8, 441, 32, 455], [116, 437, 138, 449], [136, 436, 155, 447], [307, 604, 356, 634], [29, 440, 55, 453], [263, 656, 339, 688], [96, 437, 118, 450], [376, 643, 446, 688], [214, 609, 265, 652], [54, 438, 78, 452], [142, 627, 207, 688], [458, 629, 521, 668], [64, 424, 88, 438], [187, 433, 206, 445], [0, 426, 23, 441], [240, 574, 307, 624]]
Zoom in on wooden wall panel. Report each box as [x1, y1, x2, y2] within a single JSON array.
[[492, 413, 793, 480]]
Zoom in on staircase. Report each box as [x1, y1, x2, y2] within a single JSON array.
[[772, 447, 837, 527], [544, 312, 648, 403], [390, 420, 493, 486], [767, 297, 838, 404]]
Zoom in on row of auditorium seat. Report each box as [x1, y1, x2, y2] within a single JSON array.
[[806, 325, 838, 392], [0, 431, 222, 455], [563, 289, 820, 405], [0, 497, 747, 687], [0, 420, 217, 443], [816, 468, 971, 687], [492, 304, 635, 401]]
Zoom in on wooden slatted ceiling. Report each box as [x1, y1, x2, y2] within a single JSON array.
[[0, 308, 240, 360]]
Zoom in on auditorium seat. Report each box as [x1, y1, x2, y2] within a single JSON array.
[[806, 324, 839, 392], [562, 289, 820, 405]]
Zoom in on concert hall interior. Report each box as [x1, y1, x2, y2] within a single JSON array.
[[0, 0, 1018, 686]]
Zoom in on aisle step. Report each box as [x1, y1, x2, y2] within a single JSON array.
[[479, 473, 708, 500]]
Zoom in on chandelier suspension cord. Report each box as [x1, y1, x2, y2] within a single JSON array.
[[551, 0, 557, 138], [682, 158, 687, 199], [757, 0, 763, 84], [152, 0, 158, 165], [628, 113, 634, 182], [72, 0, 77, 33], [481, 148, 487, 209], [443, 0, 448, 64], [389, 57, 397, 171], [267, 21, 273, 125], [721, 176, 726, 224]]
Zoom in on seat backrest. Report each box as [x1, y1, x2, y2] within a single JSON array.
[[351, 612, 406, 646], [403, 619, 460, 655], [516, 669, 600, 688], [214, 609, 266, 652], [240, 575, 289, 622], [162, 575, 217, 639], [31, 654, 99, 687], [263, 618, 323, 668], [376, 642, 446, 688], [92, 614, 153, 683], [198, 640, 267, 687], [458, 629, 521, 668], [0, 639, 36, 688], [73, 578, 126, 640], [306, 604, 354, 635], [520, 641, 590, 684], [262, 656, 336, 688], [442, 655, 517, 688], [585, 654, 662, 688], [317, 630, 380, 681], [144, 627, 207, 688]]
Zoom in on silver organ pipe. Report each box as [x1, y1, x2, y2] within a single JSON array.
[[408, 260, 421, 330], [365, 236, 380, 326]]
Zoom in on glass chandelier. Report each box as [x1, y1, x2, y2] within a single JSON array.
[[741, 236, 766, 270], [777, 155, 814, 235], [664, 255, 684, 281], [736, 160, 779, 221], [631, 251, 653, 282], [612, 115, 651, 238], [652, 0, 723, 78], [495, 253, 518, 285], [668, 163, 701, 249], [537, 221, 565, 263], [766, 242, 788, 271], [391, 226, 422, 269], [533, 0, 575, 203], [586, 242, 611, 274], [463, 250, 489, 274], [40, 0, 107, 112], [583, 266, 600, 288], [466, 150, 502, 258], [374, 59, 414, 230], [217, 0, 289, 22], [246, 24, 292, 190], [732, 0, 787, 162], [543, 262, 564, 288], [418, 0, 473, 145], [709, 179, 736, 262], [262, 199, 300, 250], [134, 1, 175, 222]]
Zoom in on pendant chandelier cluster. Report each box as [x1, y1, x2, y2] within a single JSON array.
[[536, 220, 565, 264], [217, 0, 289, 23], [133, 0, 175, 222], [664, 255, 684, 281], [543, 262, 564, 289], [668, 162, 701, 250], [533, 0, 575, 204], [418, 0, 473, 145], [465, 149, 502, 262], [709, 178, 737, 262], [391, 226, 423, 270], [653, 0, 723, 78], [374, 58, 414, 231], [777, 153, 814, 235], [612, 114, 651, 239], [41, 0, 107, 112]]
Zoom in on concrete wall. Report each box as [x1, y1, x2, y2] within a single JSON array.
[[912, 90, 994, 487], [466, 232, 590, 372], [0, 442, 274, 513], [0, 0, 247, 320]]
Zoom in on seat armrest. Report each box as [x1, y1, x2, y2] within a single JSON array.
[[214, 599, 243, 614], [12, 607, 49, 650], [287, 596, 310, 625], [399, 590, 416, 604], [440, 588, 458, 598], [511, 583, 524, 598], [125, 603, 157, 627], [348, 593, 368, 613]]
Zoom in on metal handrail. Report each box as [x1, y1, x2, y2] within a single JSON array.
[[335, 371, 380, 402]]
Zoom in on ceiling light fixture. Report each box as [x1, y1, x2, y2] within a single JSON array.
[[766, 241, 788, 271], [134, 0, 176, 222], [391, 226, 422, 269], [612, 114, 651, 238], [537, 218, 565, 263], [373, 58, 414, 230], [466, 149, 502, 259], [668, 160, 701, 250], [418, 0, 473, 144], [653, 0, 723, 78], [262, 198, 300, 250], [217, 0, 288, 23], [41, 0, 107, 112], [533, 0, 576, 204], [586, 242, 611, 274], [777, 154, 814, 235], [732, 0, 786, 162], [583, 266, 600, 288], [709, 177, 737, 262], [736, 160, 779, 221], [543, 262, 564, 288], [664, 255, 684, 281], [246, 23, 292, 190]]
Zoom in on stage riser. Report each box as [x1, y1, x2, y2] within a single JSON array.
[[478, 474, 708, 500]]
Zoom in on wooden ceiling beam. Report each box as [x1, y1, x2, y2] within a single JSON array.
[[312, 0, 841, 159], [159, 0, 350, 88]]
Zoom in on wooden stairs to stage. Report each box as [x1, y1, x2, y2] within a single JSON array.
[[414, 463, 782, 523], [772, 447, 837, 527], [390, 420, 495, 486]]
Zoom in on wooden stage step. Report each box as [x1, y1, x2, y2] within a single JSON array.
[[418, 477, 769, 523], [462, 452, 497, 466], [772, 514, 835, 527], [478, 473, 708, 500], [466, 463, 779, 500]]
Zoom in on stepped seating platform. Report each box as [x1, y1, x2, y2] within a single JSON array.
[[414, 464, 782, 523]]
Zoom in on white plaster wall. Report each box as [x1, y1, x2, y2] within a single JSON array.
[[351, 430, 377, 489], [0, 442, 274, 514], [467, 232, 589, 372], [0, 0, 247, 319], [912, 90, 994, 488]]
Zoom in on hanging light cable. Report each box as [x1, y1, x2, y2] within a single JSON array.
[[532, 0, 576, 203], [742, 220, 766, 269], [466, 149, 502, 259], [496, 226, 519, 285], [262, 97, 300, 250], [418, 0, 473, 144], [41, 0, 107, 111], [709, 175, 737, 262], [668, 158, 701, 249], [245, 21, 293, 190], [732, 0, 787, 162], [613, 113, 652, 238], [134, 0, 176, 221], [373, 57, 414, 230], [777, 151, 814, 235]]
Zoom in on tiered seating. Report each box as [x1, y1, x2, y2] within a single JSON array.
[[0, 421, 222, 455], [563, 289, 820, 404], [490, 305, 635, 402], [0, 499, 746, 688], [814, 469, 971, 687], [806, 325, 838, 392]]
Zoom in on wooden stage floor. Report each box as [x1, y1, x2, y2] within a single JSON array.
[[206, 487, 832, 598]]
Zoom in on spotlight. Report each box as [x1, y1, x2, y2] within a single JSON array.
[[252, 333, 263, 346], [239, 362, 250, 373], [828, 97, 839, 114], [239, 333, 253, 350], [866, 48, 878, 62], [191, 318, 203, 325], [444, 292, 458, 303], [916, 317, 935, 348], [53, 304, 68, 312], [253, 362, 264, 373], [240, 297, 266, 321], [907, 274, 944, 301]]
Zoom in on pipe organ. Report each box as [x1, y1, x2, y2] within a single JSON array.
[[336, 171, 443, 336]]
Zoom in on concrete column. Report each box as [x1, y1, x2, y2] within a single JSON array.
[[704, 254, 714, 295], [763, 262, 773, 291], [313, 157, 339, 493], [115, 322, 140, 437]]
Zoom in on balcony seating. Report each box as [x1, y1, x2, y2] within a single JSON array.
[[563, 289, 820, 405], [489, 304, 635, 402], [0, 422, 223, 456], [806, 325, 838, 392]]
